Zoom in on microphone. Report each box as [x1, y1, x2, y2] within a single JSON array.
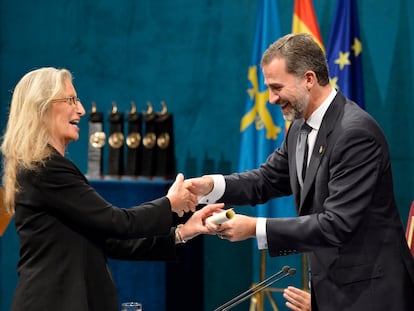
[[214, 266, 296, 311], [214, 266, 289, 311]]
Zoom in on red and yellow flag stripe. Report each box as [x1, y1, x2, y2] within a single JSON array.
[[292, 0, 324, 52]]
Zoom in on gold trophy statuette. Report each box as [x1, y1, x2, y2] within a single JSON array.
[[108, 103, 124, 149], [126, 102, 141, 149], [89, 102, 106, 148], [107, 101, 124, 176], [90, 131, 106, 148], [87, 102, 105, 178], [143, 102, 157, 149]]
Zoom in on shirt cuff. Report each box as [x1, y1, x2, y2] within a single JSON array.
[[256, 217, 268, 249], [198, 174, 225, 204]]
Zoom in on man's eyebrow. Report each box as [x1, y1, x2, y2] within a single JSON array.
[[267, 82, 283, 88]]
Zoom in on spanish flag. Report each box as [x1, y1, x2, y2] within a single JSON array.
[[292, 0, 324, 52]]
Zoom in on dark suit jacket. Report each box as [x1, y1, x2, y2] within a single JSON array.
[[12, 151, 176, 311], [222, 92, 414, 310]]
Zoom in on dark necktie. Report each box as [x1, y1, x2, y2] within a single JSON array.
[[296, 122, 313, 187]]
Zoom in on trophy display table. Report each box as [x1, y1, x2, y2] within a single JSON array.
[[90, 177, 172, 311], [92, 178, 204, 311]]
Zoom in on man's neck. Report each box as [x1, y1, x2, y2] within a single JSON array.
[[306, 84, 334, 118]]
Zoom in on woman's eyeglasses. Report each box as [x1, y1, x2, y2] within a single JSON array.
[[50, 96, 81, 106]]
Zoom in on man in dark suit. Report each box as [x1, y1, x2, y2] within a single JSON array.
[[187, 33, 414, 310]]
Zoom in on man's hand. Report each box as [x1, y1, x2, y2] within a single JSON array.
[[185, 175, 214, 196], [284, 286, 311, 311], [210, 214, 257, 242]]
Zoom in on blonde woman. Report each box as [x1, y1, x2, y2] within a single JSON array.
[[1, 67, 222, 311]]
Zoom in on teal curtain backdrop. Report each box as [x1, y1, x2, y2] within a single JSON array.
[[1, 1, 414, 311]]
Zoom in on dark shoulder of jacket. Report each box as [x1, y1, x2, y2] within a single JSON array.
[[45, 148, 89, 184]]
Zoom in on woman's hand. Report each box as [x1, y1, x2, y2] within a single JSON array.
[[167, 173, 198, 217], [176, 203, 225, 242]]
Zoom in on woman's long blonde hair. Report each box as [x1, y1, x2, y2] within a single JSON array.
[[1, 67, 73, 214]]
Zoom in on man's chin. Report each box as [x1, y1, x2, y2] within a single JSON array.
[[282, 112, 294, 122]]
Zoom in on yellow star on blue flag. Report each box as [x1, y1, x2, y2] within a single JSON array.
[[327, 0, 364, 108]]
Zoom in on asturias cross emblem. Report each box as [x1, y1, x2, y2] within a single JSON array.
[[240, 66, 281, 140]]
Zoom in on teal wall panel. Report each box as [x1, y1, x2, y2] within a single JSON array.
[[1, 1, 414, 310]]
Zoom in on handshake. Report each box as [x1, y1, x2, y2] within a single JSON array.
[[166, 174, 257, 244], [166, 173, 216, 217]]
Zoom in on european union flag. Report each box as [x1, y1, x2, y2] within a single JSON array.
[[326, 0, 364, 108]]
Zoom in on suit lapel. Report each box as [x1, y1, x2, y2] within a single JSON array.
[[298, 92, 346, 213]]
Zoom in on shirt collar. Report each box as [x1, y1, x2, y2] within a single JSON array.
[[307, 88, 337, 130]]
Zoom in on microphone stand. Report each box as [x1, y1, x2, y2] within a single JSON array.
[[222, 268, 296, 311], [214, 266, 295, 311]]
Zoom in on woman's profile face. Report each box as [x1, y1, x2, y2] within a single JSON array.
[[48, 79, 85, 154]]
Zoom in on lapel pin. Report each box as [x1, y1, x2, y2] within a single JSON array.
[[319, 146, 324, 154]]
